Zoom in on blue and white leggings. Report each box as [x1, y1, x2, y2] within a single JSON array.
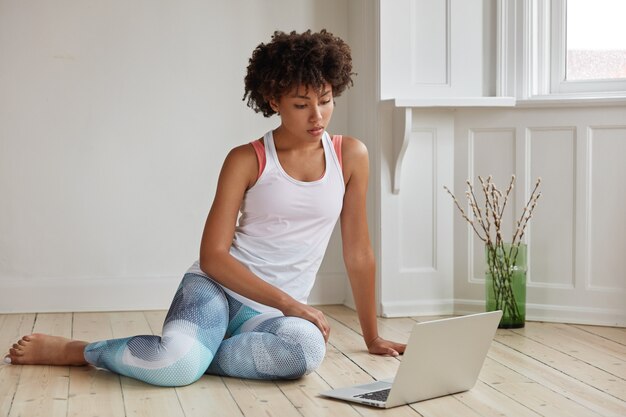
[[83, 273, 326, 387]]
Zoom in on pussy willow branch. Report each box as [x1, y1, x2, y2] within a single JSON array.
[[485, 178, 503, 245], [445, 176, 541, 250], [444, 186, 488, 241], [499, 175, 516, 219], [511, 177, 542, 246], [478, 176, 492, 241], [465, 182, 491, 243]]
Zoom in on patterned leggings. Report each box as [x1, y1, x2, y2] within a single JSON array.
[[83, 273, 326, 387]]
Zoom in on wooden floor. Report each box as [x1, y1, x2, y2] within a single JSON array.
[[1, 306, 625, 417]]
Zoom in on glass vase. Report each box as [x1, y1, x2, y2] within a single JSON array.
[[485, 243, 527, 328]]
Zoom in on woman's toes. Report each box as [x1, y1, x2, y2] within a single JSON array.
[[10, 347, 23, 356]]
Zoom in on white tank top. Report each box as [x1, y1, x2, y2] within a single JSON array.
[[188, 130, 345, 313]]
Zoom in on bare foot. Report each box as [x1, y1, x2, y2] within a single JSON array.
[[4, 334, 88, 366]]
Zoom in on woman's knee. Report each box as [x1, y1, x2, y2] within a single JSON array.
[[123, 335, 215, 387], [154, 353, 210, 387], [271, 318, 326, 377], [165, 274, 229, 334]]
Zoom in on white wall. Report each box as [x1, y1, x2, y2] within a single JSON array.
[[4, 0, 624, 325], [0, 0, 350, 312]]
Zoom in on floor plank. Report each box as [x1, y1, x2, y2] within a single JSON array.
[[278, 372, 362, 417], [489, 340, 626, 417], [480, 356, 607, 417], [8, 313, 72, 417], [67, 312, 126, 417], [175, 376, 244, 417], [495, 329, 626, 401], [513, 322, 626, 379], [574, 325, 626, 346], [108, 312, 185, 417], [0, 314, 36, 417], [221, 378, 302, 417]]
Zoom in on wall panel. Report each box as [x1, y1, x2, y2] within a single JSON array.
[[528, 127, 576, 289], [468, 128, 517, 283], [380, 0, 484, 98], [399, 130, 436, 271], [588, 126, 626, 292]]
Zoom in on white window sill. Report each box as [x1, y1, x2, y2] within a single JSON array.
[[391, 97, 516, 108], [389, 95, 626, 109], [516, 94, 626, 108], [388, 94, 625, 194]]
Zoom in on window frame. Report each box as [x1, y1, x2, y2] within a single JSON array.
[[550, 0, 626, 95], [498, 0, 626, 101]]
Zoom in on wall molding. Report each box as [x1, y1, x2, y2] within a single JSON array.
[[370, 298, 626, 327], [0, 272, 349, 314], [585, 125, 626, 294], [466, 127, 517, 285], [408, 0, 451, 87], [455, 299, 626, 327], [525, 126, 577, 289], [381, 299, 455, 318], [0, 276, 181, 314], [397, 128, 438, 271]]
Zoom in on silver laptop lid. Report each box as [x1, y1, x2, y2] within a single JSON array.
[[385, 310, 502, 408]]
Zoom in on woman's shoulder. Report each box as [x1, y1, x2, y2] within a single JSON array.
[[338, 135, 368, 162], [223, 138, 264, 165], [220, 139, 263, 189]]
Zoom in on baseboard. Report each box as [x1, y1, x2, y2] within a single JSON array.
[[454, 299, 626, 327], [3, 277, 623, 327], [379, 298, 625, 326], [0, 272, 349, 314], [0, 276, 182, 313], [380, 299, 455, 318]]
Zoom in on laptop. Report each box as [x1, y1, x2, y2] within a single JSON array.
[[320, 310, 502, 408]]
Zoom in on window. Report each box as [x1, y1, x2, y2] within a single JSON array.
[[565, 0, 626, 81], [551, 0, 626, 94], [499, 0, 626, 99]]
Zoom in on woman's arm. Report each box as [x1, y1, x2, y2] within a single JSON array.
[[199, 144, 330, 341], [340, 137, 406, 356]]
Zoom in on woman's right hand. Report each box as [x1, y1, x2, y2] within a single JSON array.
[[281, 301, 331, 343]]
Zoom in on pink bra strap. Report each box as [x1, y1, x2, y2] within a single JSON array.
[[332, 135, 343, 168], [250, 139, 266, 179]]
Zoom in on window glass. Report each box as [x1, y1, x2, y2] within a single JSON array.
[[566, 0, 626, 81]]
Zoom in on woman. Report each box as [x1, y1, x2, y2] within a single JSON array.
[[4, 29, 405, 386]]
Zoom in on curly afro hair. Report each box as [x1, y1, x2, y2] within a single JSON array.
[[243, 29, 354, 117]]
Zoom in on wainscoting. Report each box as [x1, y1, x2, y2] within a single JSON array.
[[377, 103, 625, 326], [452, 105, 626, 326]]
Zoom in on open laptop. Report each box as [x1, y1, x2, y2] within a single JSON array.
[[320, 310, 502, 408]]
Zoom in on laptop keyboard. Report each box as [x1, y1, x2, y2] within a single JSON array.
[[354, 388, 391, 402]]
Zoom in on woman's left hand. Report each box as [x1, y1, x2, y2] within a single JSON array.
[[366, 337, 406, 357]]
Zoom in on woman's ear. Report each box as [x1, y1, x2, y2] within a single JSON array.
[[268, 97, 280, 114]]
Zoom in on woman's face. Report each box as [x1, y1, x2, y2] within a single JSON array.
[[270, 83, 334, 142]]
